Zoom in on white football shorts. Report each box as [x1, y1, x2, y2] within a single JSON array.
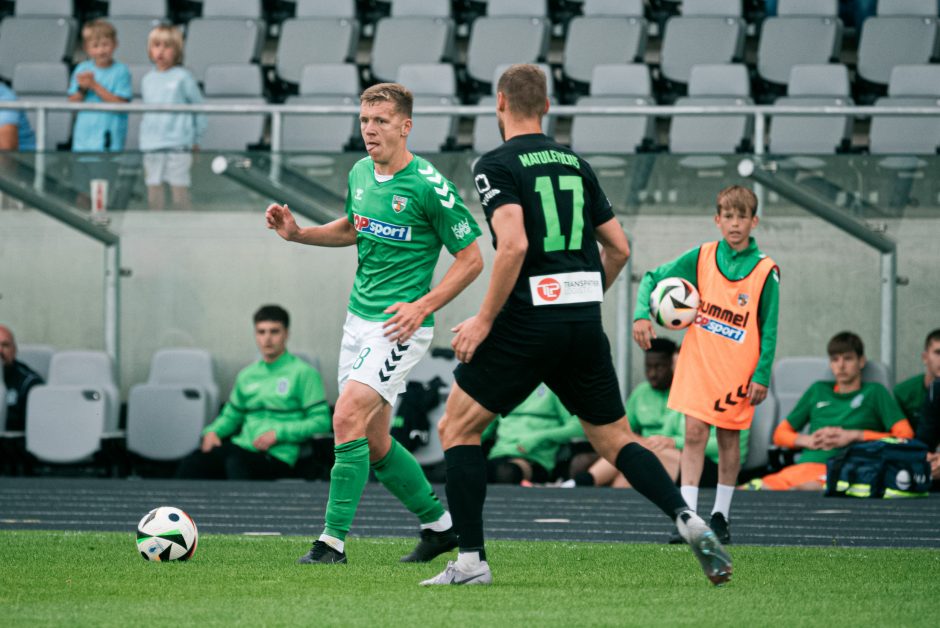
[[143, 150, 193, 187], [337, 312, 432, 405]]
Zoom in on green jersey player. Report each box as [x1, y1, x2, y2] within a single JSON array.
[[266, 83, 483, 566]]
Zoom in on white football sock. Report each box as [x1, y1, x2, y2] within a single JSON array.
[[319, 534, 344, 553], [711, 484, 735, 518], [680, 485, 699, 511], [456, 551, 482, 570], [421, 511, 453, 532]]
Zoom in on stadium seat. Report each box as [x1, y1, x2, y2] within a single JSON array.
[[669, 64, 753, 155], [856, 0, 939, 96], [281, 63, 360, 152], [0, 16, 73, 83], [658, 0, 745, 93], [370, 16, 455, 84], [393, 349, 459, 467], [570, 64, 655, 155], [464, 12, 550, 96], [25, 350, 121, 464], [397, 63, 458, 152], [11, 62, 72, 151], [768, 64, 853, 155], [472, 63, 554, 154], [744, 390, 778, 471], [108, 0, 168, 17], [390, 0, 452, 17], [202, 0, 262, 18], [126, 348, 219, 462], [200, 64, 266, 151], [485, 0, 549, 17], [183, 17, 264, 84], [294, 0, 356, 18], [756, 0, 842, 98], [107, 17, 164, 66], [275, 17, 359, 87], [869, 65, 940, 155], [561, 0, 647, 101], [0, 378, 7, 431], [16, 344, 55, 382]]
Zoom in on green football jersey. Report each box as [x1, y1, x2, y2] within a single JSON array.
[[785, 381, 905, 463], [344, 155, 482, 326], [894, 374, 927, 430]]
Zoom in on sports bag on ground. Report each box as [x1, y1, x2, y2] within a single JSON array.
[[825, 438, 931, 499]]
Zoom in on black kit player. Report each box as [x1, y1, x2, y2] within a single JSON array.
[[420, 64, 732, 587]]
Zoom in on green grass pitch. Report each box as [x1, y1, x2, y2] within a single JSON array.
[[2, 530, 938, 627]]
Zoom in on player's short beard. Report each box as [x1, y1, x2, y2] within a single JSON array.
[[497, 115, 506, 141]]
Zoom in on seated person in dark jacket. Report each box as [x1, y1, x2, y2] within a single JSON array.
[[1, 324, 44, 431]]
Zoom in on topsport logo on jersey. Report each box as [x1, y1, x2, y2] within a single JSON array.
[[353, 213, 412, 241], [694, 313, 746, 343]]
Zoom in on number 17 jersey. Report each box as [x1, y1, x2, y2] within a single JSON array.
[[472, 133, 615, 321]]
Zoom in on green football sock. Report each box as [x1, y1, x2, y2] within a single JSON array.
[[322, 437, 370, 541], [372, 439, 445, 525]]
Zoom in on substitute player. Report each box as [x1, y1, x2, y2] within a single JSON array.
[[420, 64, 731, 587], [266, 83, 483, 565], [634, 186, 780, 544]]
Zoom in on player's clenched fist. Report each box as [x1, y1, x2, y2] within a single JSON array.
[[633, 319, 656, 351], [266, 203, 299, 241]]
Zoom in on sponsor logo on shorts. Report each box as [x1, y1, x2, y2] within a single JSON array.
[[694, 313, 746, 343], [353, 213, 412, 241]]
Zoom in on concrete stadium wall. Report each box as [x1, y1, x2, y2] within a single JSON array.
[[0, 208, 936, 403]]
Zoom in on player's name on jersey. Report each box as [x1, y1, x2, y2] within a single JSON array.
[[518, 149, 580, 169]]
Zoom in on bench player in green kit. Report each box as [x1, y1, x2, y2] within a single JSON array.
[[266, 83, 483, 565]]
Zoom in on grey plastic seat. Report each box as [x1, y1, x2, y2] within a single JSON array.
[[744, 391, 778, 471], [465, 16, 549, 90], [200, 64, 266, 150], [25, 350, 121, 464], [391, 0, 451, 17], [769, 64, 853, 155], [276, 18, 359, 86], [126, 348, 220, 461], [756, 0, 842, 87], [472, 63, 554, 153], [857, 1, 939, 88], [109, 0, 167, 17], [562, 2, 647, 88], [669, 64, 753, 154], [12, 62, 72, 150], [870, 65, 940, 155], [294, 0, 356, 18], [107, 18, 163, 66], [659, 0, 745, 86], [282, 64, 360, 152], [183, 18, 264, 84], [486, 0, 548, 17], [202, 0, 261, 18], [772, 356, 893, 423], [370, 16, 455, 84], [571, 64, 654, 154], [0, 16, 73, 83], [16, 344, 55, 381], [397, 64, 457, 152], [14, 0, 72, 17]]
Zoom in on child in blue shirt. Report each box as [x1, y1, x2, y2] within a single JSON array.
[[0, 83, 36, 151], [140, 24, 206, 210], [67, 19, 132, 152]]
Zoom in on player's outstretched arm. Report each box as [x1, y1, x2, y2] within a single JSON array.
[[594, 217, 631, 291], [265, 203, 357, 247], [383, 241, 483, 343], [452, 205, 527, 363]]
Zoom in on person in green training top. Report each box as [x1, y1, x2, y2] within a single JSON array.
[[266, 82, 484, 566], [745, 331, 914, 490], [483, 383, 584, 484], [894, 328, 940, 432], [633, 185, 779, 544], [570, 338, 748, 490], [176, 305, 332, 480]]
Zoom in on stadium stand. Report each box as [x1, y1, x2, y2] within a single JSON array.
[[396, 63, 458, 152], [369, 13, 455, 84], [472, 63, 554, 154], [281, 63, 360, 152], [274, 15, 359, 91], [293, 0, 357, 19], [126, 348, 219, 462], [570, 64, 655, 155], [200, 63, 266, 151], [869, 64, 940, 155], [0, 15, 73, 84], [11, 61, 72, 150], [669, 63, 753, 155], [767, 64, 853, 155], [25, 350, 121, 464], [183, 0, 265, 84], [15, 344, 55, 382]]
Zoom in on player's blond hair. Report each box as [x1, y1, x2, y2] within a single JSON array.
[[147, 24, 184, 66], [496, 64, 548, 119], [716, 185, 758, 217], [360, 83, 413, 118], [82, 19, 117, 44]]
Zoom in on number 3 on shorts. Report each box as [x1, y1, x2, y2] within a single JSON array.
[[353, 347, 371, 370]]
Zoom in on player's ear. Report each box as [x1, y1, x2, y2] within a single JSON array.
[[543, 98, 550, 116], [401, 117, 412, 137], [496, 91, 507, 113]]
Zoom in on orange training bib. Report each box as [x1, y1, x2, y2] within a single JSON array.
[[668, 241, 777, 430]]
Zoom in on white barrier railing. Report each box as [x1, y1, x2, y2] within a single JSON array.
[[2, 100, 940, 155]]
